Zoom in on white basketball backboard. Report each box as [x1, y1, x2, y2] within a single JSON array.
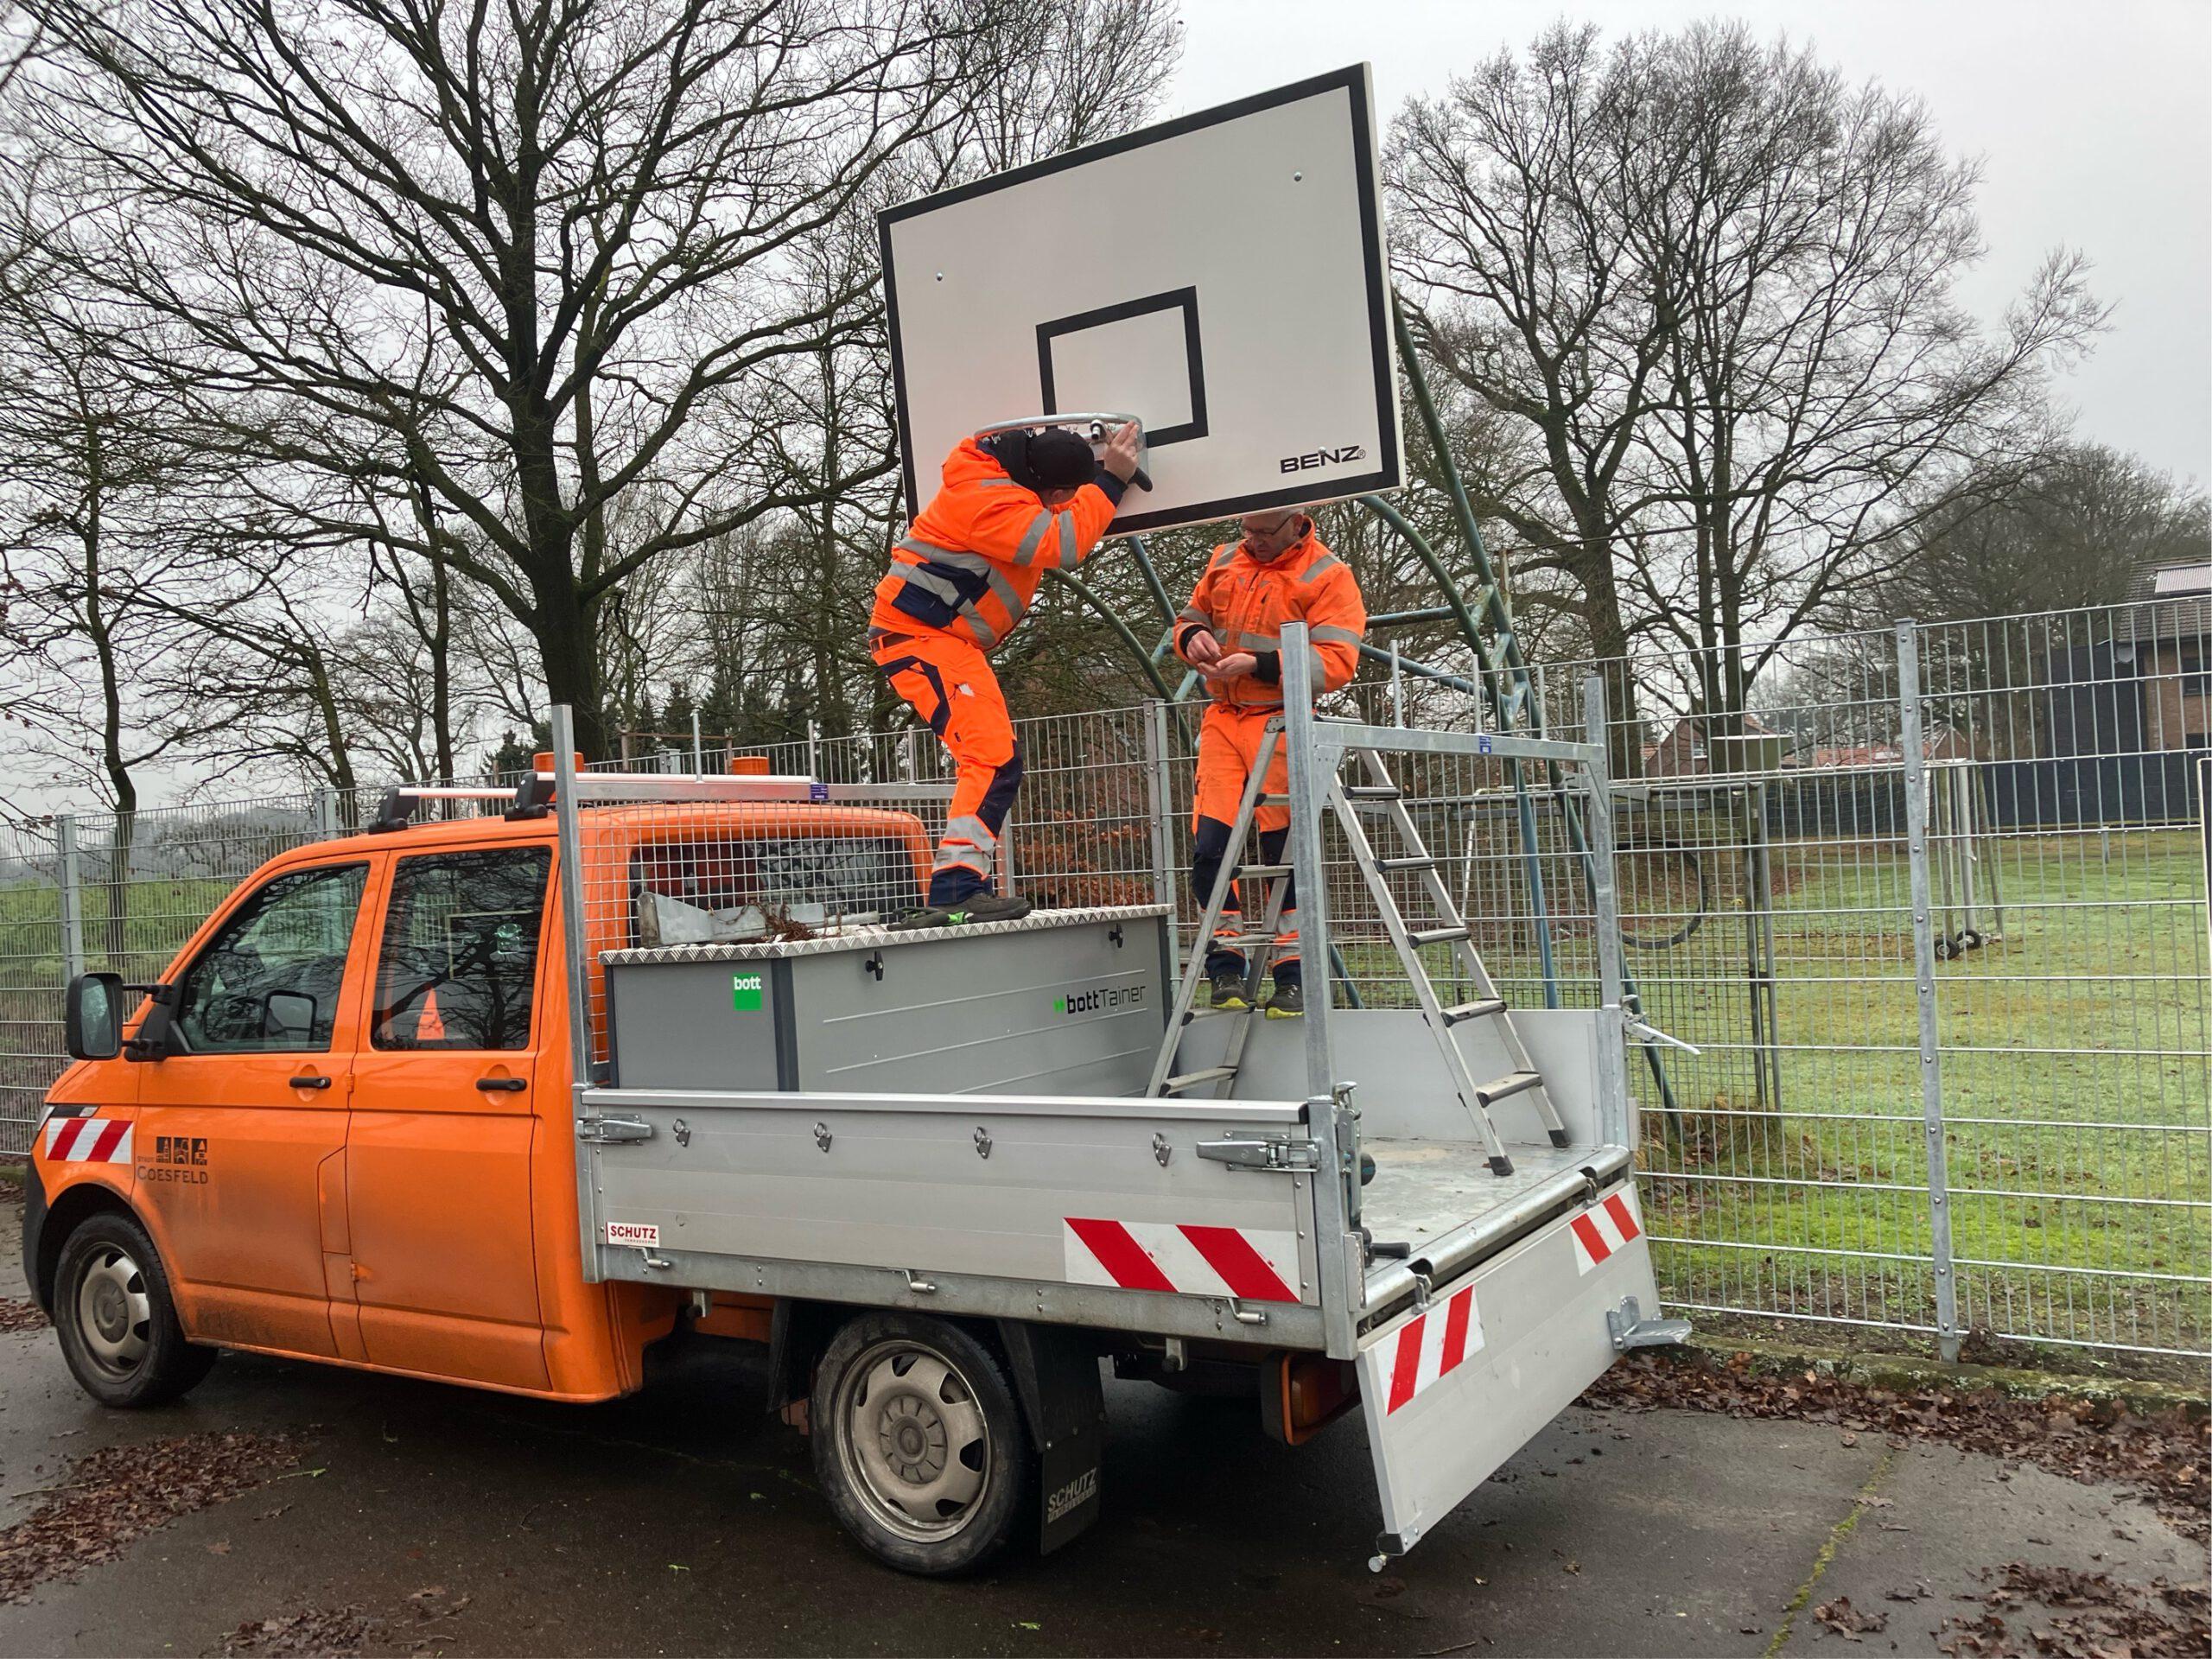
[[880, 66, 1402, 535]]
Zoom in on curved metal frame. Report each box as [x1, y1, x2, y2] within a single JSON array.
[[1063, 302, 1683, 1128]]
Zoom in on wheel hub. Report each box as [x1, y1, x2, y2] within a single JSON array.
[[91, 1279, 128, 1341], [878, 1394, 948, 1484]]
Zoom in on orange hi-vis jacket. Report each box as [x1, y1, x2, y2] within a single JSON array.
[[1173, 531, 1367, 706], [871, 438, 1122, 652]]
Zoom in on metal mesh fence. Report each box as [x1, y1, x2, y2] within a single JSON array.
[[0, 793, 328, 1154], [3, 598, 2202, 1360], [1526, 601, 2210, 1360]]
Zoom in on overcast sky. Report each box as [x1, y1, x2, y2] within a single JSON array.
[[1171, 0, 2212, 487]]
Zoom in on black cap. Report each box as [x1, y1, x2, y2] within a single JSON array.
[[988, 427, 1096, 493]]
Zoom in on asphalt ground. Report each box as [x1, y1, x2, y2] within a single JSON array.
[[0, 1205, 2198, 1657]]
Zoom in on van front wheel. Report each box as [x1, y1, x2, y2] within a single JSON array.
[[810, 1313, 1030, 1575], [54, 1213, 217, 1408]]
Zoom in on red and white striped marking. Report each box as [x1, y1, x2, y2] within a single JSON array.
[[1062, 1218, 1301, 1303], [42, 1116, 133, 1166], [1370, 1284, 1484, 1415], [1568, 1189, 1643, 1274]]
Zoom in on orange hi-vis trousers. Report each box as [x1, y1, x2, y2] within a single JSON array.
[[871, 627, 1023, 906], [1192, 702, 1300, 986]]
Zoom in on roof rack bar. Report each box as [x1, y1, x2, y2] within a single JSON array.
[[552, 772, 954, 805]]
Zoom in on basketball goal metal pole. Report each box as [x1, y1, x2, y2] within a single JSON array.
[[1363, 300, 1685, 1134]]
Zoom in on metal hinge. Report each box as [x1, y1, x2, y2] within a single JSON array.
[[1196, 1135, 1322, 1173], [1605, 1294, 1693, 1353], [575, 1115, 655, 1145]]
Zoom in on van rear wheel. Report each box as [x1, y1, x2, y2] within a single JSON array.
[[54, 1213, 217, 1408], [810, 1313, 1029, 1575]]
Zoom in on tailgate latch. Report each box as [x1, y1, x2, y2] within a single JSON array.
[[576, 1115, 656, 1145], [1197, 1135, 1321, 1173], [1605, 1294, 1693, 1353]]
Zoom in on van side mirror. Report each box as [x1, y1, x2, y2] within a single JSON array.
[[64, 972, 124, 1061]]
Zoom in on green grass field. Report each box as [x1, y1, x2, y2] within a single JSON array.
[[1398, 826, 2209, 1360]]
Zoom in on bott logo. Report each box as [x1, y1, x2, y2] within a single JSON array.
[[1054, 985, 1145, 1016], [731, 972, 765, 1012]]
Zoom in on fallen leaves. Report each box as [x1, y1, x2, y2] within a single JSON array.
[[1581, 1353, 2209, 1541], [1813, 1595, 1889, 1640], [226, 1586, 470, 1656], [0, 1430, 302, 1604], [0, 1297, 48, 1334], [1936, 1560, 2208, 1659]]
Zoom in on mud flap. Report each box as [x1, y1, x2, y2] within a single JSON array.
[[996, 1320, 1106, 1555], [1355, 1181, 1668, 1566]]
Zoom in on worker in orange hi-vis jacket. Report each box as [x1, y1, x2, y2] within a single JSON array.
[[1173, 508, 1367, 1015], [870, 420, 1144, 930]]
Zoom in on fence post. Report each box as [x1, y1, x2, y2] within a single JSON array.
[[1897, 620, 1962, 1363], [1582, 677, 1631, 1150], [313, 788, 339, 840], [1143, 699, 1181, 980], [55, 814, 86, 982]]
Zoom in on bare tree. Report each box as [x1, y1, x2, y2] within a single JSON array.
[[0, 201, 234, 938], [21, 0, 988, 756], [1885, 444, 2209, 624], [1389, 22, 2104, 753], [1388, 24, 1671, 766], [1618, 23, 2103, 727]]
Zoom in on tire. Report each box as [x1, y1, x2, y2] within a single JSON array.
[[53, 1212, 218, 1408], [810, 1313, 1031, 1575]]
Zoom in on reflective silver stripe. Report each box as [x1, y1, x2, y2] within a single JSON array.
[[1177, 607, 1211, 626], [1013, 512, 1053, 567], [1234, 629, 1281, 650], [935, 815, 999, 878], [902, 545, 1026, 633], [957, 605, 1006, 651], [896, 564, 965, 605], [972, 477, 1021, 488], [1297, 554, 1342, 584], [899, 534, 966, 561], [1306, 647, 1330, 684], [1055, 512, 1077, 564], [1311, 623, 1365, 646], [1209, 546, 1236, 570]]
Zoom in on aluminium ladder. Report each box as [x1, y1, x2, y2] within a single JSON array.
[[1143, 722, 1572, 1177]]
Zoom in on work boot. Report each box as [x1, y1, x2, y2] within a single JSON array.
[[1208, 969, 1249, 1009], [1264, 979, 1305, 1019], [886, 892, 1033, 931]]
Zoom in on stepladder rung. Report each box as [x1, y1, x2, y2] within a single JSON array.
[[1474, 1071, 1542, 1107], [1439, 997, 1507, 1027], [1408, 925, 1471, 948], [1375, 855, 1437, 873], [1205, 933, 1282, 950], [1237, 863, 1291, 878], [1162, 1066, 1237, 1095], [1344, 783, 1402, 800]]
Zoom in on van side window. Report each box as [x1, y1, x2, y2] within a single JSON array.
[[174, 863, 369, 1053], [372, 849, 550, 1051]]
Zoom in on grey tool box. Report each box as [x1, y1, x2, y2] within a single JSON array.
[[601, 905, 1172, 1096]]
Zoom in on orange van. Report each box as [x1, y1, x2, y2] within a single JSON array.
[[24, 796, 931, 1408]]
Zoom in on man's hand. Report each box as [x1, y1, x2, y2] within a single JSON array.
[[1102, 421, 1142, 482], [1183, 627, 1223, 667], [1200, 652, 1257, 681]]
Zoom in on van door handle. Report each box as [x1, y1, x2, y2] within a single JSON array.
[[289, 1074, 332, 1090], [475, 1077, 528, 1093]]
